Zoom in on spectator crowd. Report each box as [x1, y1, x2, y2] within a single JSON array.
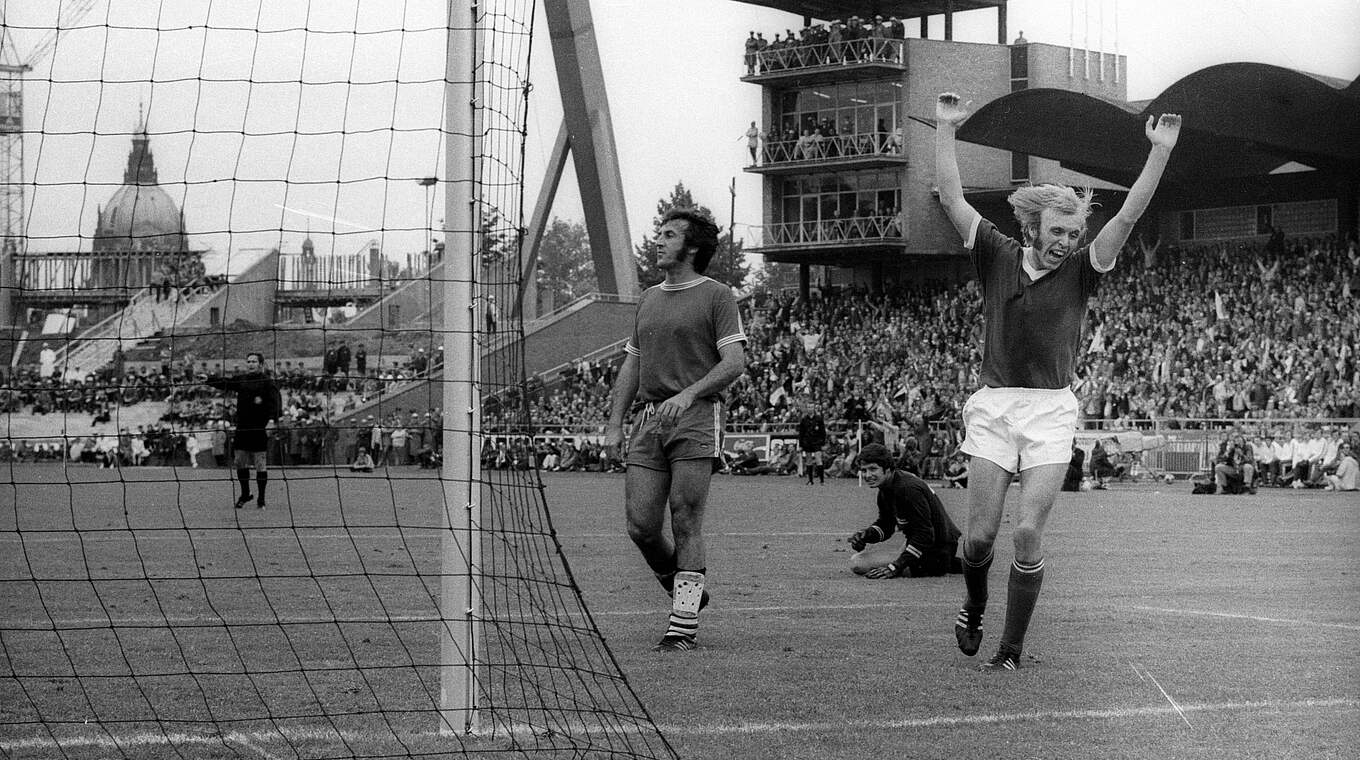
[[5, 229, 1357, 488]]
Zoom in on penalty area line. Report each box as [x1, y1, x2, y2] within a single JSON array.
[[1130, 605, 1360, 631], [4, 699, 1355, 752], [659, 697, 1360, 737]]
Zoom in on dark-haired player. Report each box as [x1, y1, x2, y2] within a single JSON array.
[[203, 352, 281, 509], [935, 91, 1180, 670], [605, 208, 747, 651], [847, 443, 962, 578]]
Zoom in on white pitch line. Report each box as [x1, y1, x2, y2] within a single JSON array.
[[227, 732, 287, 760], [1130, 605, 1360, 631], [1131, 663, 1193, 729], [658, 697, 1358, 736], [2, 697, 1353, 752]]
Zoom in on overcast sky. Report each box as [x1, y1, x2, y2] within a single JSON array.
[[9, 0, 1359, 274]]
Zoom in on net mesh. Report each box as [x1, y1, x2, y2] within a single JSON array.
[[1, 2, 675, 757]]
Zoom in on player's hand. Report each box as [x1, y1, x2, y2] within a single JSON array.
[[654, 390, 696, 428], [936, 92, 971, 127], [864, 563, 899, 579], [848, 530, 868, 552], [603, 425, 624, 461], [1146, 113, 1181, 149]]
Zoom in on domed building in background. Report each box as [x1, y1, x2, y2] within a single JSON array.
[[84, 115, 199, 302], [93, 120, 188, 252]]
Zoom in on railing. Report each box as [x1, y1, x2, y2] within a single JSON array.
[[15, 251, 174, 294], [754, 215, 905, 247], [278, 252, 375, 290], [277, 250, 435, 291], [524, 291, 640, 333], [749, 38, 905, 75], [755, 130, 902, 167]]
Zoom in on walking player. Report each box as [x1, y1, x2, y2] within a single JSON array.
[[605, 208, 747, 651]]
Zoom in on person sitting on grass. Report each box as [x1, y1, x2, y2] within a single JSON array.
[[944, 451, 970, 488], [847, 444, 963, 578], [1323, 442, 1357, 492], [1061, 442, 1087, 492], [1213, 432, 1256, 495], [350, 447, 375, 473], [1089, 438, 1127, 489]]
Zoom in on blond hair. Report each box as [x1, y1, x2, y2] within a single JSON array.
[[1007, 184, 1096, 241]]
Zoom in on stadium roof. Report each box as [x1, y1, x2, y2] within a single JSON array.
[[952, 63, 1360, 188], [734, 0, 1005, 22]]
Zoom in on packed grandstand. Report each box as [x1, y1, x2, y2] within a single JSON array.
[[5, 229, 1357, 489]]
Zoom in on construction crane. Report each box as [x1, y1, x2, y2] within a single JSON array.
[[1, 1, 94, 325], [1, 0, 96, 256]]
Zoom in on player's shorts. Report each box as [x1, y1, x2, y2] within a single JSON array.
[[625, 399, 724, 472], [233, 448, 269, 469], [960, 386, 1078, 473]]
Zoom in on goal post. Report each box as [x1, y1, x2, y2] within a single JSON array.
[[440, 0, 483, 736]]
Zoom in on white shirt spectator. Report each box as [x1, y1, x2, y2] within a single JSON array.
[[1326, 454, 1358, 491]]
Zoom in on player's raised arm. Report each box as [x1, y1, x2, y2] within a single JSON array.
[[934, 92, 982, 241], [1092, 113, 1181, 269]]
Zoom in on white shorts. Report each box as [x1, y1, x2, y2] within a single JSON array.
[[959, 386, 1078, 474]]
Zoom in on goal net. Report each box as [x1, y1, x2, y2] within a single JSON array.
[[1, 1, 675, 758]]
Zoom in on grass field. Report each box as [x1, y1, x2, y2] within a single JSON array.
[[2, 465, 1358, 759]]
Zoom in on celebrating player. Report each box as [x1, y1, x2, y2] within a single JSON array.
[[605, 208, 747, 651], [203, 352, 282, 509], [935, 91, 1180, 670], [847, 443, 963, 578]]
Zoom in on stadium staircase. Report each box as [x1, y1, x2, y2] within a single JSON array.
[[55, 286, 216, 377], [332, 292, 636, 425]]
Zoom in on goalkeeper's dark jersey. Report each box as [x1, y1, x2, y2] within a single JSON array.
[[867, 470, 961, 567], [205, 371, 281, 451]]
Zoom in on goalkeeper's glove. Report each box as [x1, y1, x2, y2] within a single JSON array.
[[864, 563, 900, 579]]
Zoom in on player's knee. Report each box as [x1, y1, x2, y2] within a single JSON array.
[[1010, 524, 1041, 555], [964, 528, 997, 557], [963, 537, 994, 561], [625, 515, 664, 548]]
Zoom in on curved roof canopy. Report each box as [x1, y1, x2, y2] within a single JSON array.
[[955, 63, 1360, 187]]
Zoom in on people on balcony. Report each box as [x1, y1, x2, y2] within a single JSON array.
[[759, 121, 902, 165], [746, 16, 907, 74]]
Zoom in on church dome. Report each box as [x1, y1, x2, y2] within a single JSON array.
[[100, 183, 184, 247], [93, 117, 187, 252]]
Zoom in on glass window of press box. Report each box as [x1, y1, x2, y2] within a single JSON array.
[[778, 171, 901, 225], [774, 82, 901, 138]]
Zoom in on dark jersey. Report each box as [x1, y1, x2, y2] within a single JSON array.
[[206, 371, 281, 451], [797, 414, 827, 451], [624, 277, 746, 404], [861, 470, 961, 569], [968, 217, 1105, 389]]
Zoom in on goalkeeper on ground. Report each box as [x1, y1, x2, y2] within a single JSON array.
[[847, 443, 963, 578]]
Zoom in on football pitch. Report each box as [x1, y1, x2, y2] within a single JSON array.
[[3, 465, 1358, 759]]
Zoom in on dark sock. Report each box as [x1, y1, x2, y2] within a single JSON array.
[[256, 472, 268, 503], [236, 468, 251, 497], [962, 546, 994, 614], [649, 553, 679, 591], [999, 557, 1045, 655]]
